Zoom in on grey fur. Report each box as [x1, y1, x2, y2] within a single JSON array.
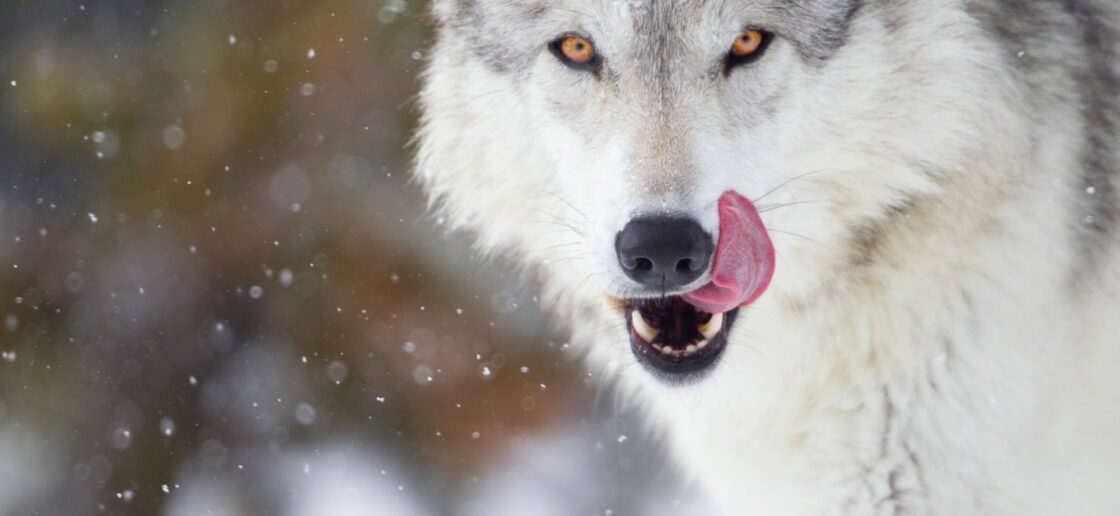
[[1060, 0, 1120, 278], [970, 0, 1119, 281], [767, 0, 863, 63], [435, 0, 864, 75], [439, 0, 555, 73]]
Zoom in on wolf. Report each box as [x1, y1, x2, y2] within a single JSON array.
[[413, 0, 1120, 514]]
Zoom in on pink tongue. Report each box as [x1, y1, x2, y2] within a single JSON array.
[[682, 191, 775, 314]]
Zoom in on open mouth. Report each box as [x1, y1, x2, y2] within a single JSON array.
[[616, 191, 773, 382], [625, 297, 739, 379]]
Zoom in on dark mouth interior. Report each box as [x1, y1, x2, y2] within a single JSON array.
[[626, 297, 739, 377]]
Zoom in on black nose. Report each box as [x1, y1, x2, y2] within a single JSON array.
[[616, 217, 714, 289]]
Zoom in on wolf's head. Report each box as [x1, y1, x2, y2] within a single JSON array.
[[416, 0, 1007, 385]]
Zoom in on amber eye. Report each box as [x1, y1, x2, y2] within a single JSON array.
[[726, 29, 772, 70], [732, 30, 766, 57], [550, 35, 601, 72], [561, 36, 595, 63]]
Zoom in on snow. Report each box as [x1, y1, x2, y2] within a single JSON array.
[[326, 360, 349, 384], [111, 427, 133, 450], [162, 125, 186, 150], [294, 403, 317, 426], [411, 365, 434, 385], [160, 417, 176, 437]]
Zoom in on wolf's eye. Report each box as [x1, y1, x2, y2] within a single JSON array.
[[549, 35, 601, 72], [726, 29, 773, 70]]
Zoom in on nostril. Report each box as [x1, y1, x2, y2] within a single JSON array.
[[615, 216, 714, 288]]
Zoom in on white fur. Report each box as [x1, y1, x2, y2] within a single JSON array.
[[416, 1, 1120, 513]]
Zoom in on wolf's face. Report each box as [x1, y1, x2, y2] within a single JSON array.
[[418, 0, 992, 384]]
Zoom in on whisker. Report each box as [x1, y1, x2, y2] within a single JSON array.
[[757, 200, 821, 214], [766, 228, 821, 244], [752, 169, 833, 204]]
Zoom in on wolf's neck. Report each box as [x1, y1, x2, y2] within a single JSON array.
[[644, 169, 1082, 513]]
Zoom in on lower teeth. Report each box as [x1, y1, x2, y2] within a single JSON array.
[[655, 341, 710, 356]]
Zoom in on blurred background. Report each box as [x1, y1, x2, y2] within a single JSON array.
[[0, 1, 717, 514]]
